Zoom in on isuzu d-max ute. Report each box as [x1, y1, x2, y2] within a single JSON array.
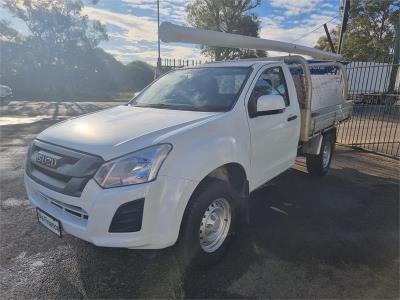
[[24, 56, 352, 265]]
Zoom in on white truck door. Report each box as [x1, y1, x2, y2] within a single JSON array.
[[247, 65, 300, 189]]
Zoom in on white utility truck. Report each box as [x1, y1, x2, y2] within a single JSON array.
[[24, 23, 352, 265]]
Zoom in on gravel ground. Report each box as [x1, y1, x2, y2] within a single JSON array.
[[0, 102, 399, 299]]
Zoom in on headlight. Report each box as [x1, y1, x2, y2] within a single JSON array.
[[94, 144, 172, 188]]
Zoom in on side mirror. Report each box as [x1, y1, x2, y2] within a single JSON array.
[[256, 94, 286, 116]]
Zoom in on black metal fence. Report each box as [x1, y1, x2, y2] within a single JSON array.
[[337, 61, 400, 158], [161, 58, 207, 69]]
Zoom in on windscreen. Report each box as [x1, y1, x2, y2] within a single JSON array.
[[130, 67, 251, 112]]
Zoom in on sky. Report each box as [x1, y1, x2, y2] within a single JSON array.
[[1, 0, 342, 65]]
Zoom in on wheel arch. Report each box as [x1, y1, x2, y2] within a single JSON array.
[[192, 162, 248, 198], [323, 126, 337, 142], [176, 162, 249, 242]]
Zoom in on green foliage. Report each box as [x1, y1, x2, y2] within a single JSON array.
[[125, 60, 155, 91], [315, 0, 399, 62], [4, 0, 108, 49], [0, 0, 154, 100], [315, 28, 339, 53], [186, 0, 267, 60], [0, 19, 21, 42]]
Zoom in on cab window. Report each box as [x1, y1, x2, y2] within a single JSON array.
[[250, 67, 289, 106]]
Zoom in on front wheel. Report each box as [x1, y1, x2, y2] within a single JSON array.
[[178, 179, 238, 267], [306, 133, 335, 176]]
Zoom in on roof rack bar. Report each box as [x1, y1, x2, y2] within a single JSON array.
[[160, 22, 341, 61]]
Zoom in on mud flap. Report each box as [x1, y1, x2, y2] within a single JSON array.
[[301, 134, 323, 155]]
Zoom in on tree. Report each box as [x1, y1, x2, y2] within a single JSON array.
[[315, 28, 339, 53], [0, 0, 155, 100], [186, 0, 267, 60], [3, 0, 108, 62], [0, 19, 21, 42], [315, 0, 399, 62], [1, 0, 112, 99], [125, 61, 154, 91]]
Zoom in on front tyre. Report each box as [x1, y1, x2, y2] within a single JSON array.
[[306, 133, 335, 176], [178, 179, 238, 267]]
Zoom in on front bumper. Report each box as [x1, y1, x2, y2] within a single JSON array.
[[24, 173, 198, 249]]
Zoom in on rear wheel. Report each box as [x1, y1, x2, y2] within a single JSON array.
[[178, 179, 238, 267], [306, 133, 335, 176]]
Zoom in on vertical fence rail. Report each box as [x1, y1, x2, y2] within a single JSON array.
[[337, 61, 400, 158], [161, 58, 206, 71]]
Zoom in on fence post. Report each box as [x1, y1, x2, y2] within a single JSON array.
[[388, 15, 399, 96]]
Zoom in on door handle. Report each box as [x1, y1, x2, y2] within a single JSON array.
[[287, 115, 297, 122]]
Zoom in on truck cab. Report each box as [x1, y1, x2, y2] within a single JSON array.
[[25, 58, 351, 266]]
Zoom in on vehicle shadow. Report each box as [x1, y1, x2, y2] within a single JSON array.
[[72, 162, 399, 299], [245, 166, 398, 267]]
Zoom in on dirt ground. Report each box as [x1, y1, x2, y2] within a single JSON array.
[[0, 102, 399, 299]]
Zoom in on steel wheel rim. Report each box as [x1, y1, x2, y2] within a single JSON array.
[[199, 198, 231, 253], [322, 141, 331, 168]]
